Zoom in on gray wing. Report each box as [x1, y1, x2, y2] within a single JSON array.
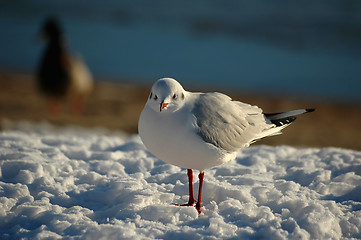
[[191, 92, 271, 152]]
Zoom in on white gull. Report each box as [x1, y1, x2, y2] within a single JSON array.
[[138, 77, 314, 214]]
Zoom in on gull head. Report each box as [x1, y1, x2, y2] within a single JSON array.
[[146, 78, 186, 113]]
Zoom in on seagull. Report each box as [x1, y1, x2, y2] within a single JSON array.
[[138, 77, 314, 214], [37, 17, 93, 115]]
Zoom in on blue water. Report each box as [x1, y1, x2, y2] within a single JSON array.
[[1, 0, 361, 103]]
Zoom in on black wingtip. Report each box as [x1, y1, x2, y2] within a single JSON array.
[[266, 108, 314, 127]]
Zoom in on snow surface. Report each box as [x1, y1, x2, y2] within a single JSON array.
[[1, 122, 361, 239]]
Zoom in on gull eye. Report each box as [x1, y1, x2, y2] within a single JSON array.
[[173, 94, 177, 100], [154, 95, 158, 100]]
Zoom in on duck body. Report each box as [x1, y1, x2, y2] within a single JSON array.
[[38, 38, 71, 98], [37, 17, 93, 114]]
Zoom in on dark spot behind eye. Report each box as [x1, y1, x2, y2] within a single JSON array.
[[149, 92, 153, 99], [181, 93, 185, 100]]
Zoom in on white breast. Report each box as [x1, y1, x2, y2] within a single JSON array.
[[138, 105, 236, 171]]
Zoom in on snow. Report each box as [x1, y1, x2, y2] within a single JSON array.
[[1, 122, 361, 239]]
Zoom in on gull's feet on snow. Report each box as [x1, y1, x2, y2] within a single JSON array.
[[171, 201, 202, 214]]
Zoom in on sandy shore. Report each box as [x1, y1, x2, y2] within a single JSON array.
[[1, 72, 360, 150]]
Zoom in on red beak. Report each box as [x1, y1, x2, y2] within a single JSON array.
[[160, 101, 168, 112]]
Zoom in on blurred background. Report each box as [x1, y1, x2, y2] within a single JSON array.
[[0, 0, 361, 150]]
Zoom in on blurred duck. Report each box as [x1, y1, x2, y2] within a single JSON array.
[[37, 17, 93, 115]]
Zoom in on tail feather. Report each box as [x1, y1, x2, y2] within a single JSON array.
[[265, 108, 314, 127], [250, 108, 314, 144]]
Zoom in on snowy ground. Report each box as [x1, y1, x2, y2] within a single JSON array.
[[1, 122, 361, 239]]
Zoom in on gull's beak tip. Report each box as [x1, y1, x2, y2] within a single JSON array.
[[160, 101, 169, 112]]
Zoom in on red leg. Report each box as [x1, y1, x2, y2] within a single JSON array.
[[195, 171, 204, 214], [172, 169, 196, 206], [71, 94, 85, 116], [185, 169, 196, 206], [48, 98, 61, 115]]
